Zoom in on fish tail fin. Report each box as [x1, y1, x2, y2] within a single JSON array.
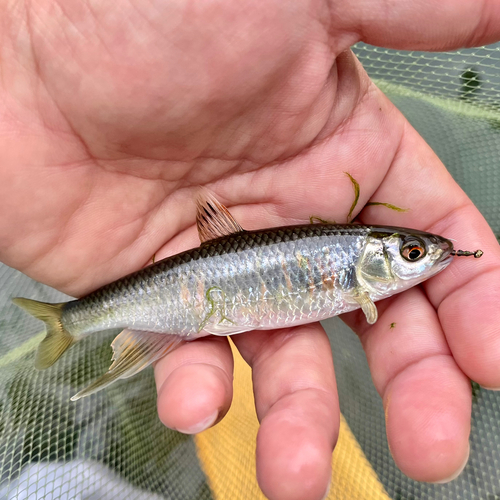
[[12, 298, 74, 369]]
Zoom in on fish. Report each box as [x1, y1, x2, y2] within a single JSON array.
[[12, 191, 482, 401]]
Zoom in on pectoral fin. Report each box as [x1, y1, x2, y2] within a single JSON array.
[[353, 291, 378, 325], [71, 330, 183, 401]]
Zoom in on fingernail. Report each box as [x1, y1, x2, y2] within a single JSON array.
[[177, 409, 219, 435], [320, 475, 332, 500], [480, 385, 500, 391], [430, 443, 470, 484]]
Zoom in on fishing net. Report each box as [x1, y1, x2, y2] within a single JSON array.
[[0, 43, 499, 500]]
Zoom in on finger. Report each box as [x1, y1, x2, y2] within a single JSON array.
[[334, 0, 500, 51], [233, 324, 338, 500], [154, 336, 233, 434], [424, 209, 500, 389], [358, 113, 500, 389], [344, 287, 471, 482]]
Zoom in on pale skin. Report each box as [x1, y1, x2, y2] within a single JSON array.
[[1, 1, 500, 499]]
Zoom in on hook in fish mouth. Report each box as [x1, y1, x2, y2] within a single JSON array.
[[451, 249, 484, 258]]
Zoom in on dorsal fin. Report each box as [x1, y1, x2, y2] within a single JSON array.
[[196, 189, 245, 243]]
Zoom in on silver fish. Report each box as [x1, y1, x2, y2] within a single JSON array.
[[12, 192, 481, 400]]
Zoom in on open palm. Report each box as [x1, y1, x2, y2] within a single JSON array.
[[2, 1, 500, 499]]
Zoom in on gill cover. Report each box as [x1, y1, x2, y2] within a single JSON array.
[[358, 236, 394, 284]]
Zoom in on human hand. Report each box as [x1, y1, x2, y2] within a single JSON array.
[[1, 1, 500, 499]]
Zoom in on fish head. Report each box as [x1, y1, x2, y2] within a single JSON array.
[[358, 227, 454, 292]]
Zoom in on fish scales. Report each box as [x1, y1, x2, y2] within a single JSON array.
[[61, 225, 371, 337]]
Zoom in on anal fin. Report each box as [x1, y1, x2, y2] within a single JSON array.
[[71, 330, 183, 401]]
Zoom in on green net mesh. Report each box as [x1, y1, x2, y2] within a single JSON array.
[[0, 272, 211, 499], [0, 43, 499, 499]]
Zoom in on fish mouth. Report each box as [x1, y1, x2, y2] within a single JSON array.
[[439, 253, 454, 267], [435, 239, 454, 269]]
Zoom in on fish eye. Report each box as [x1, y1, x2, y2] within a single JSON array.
[[401, 238, 426, 262]]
